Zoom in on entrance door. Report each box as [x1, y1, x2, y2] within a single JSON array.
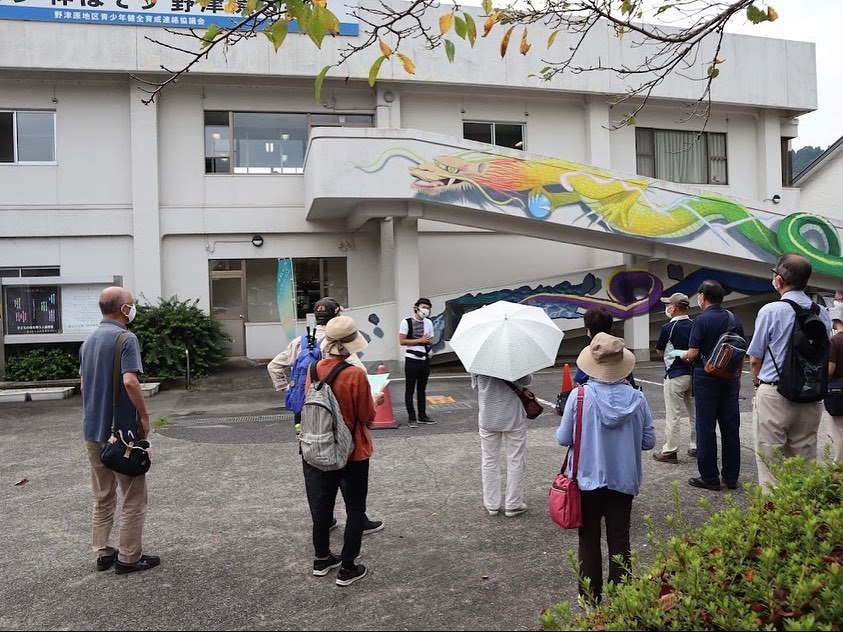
[[210, 266, 246, 356]]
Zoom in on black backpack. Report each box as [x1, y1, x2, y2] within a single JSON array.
[[768, 299, 829, 403]]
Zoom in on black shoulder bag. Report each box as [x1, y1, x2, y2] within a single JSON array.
[[100, 332, 151, 477]]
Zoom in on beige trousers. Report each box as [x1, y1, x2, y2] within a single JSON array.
[[661, 375, 697, 454], [752, 385, 822, 490], [479, 424, 527, 512], [85, 441, 148, 563], [825, 413, 843, 461]]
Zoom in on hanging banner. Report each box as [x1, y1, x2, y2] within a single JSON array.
[[0, 0, 358, 33], [276, 257, 297, 343]]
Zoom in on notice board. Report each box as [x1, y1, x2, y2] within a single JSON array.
[[4, 285, 61, 334]]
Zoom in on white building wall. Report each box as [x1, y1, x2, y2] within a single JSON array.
[[800, 158, 843, 222]]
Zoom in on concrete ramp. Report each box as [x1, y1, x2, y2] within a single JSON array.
[[306, 128, 843, 287]]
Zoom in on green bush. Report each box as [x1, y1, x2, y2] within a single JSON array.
[[5, 345, 80, 381], [131, 295, 230, 380], [541, 457, 843, 631]]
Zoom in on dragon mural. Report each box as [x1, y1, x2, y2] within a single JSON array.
[[355, 149, 843, 278]]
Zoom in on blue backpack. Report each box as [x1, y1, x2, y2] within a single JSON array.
[[285, 333, 322, 414]]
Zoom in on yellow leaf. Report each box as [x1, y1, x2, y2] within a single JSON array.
[[223, 0, 237, 13], [312, 0, 326, 6], [519, 28, 530, 55], [767, 6, 778, 21], [440, 13, 454, 36], [500, 25, 514, 57], [397, 52, 416, 75], [379, 39, 392, 58], [547, 29, 559, 48], [483, 10, 502, 37]]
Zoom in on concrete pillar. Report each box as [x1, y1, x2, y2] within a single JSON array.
[[622, 254, 652, 362], [585, 95, 612, 169], [129, 80, 162, 300], [376, 87, 401, 129], [393, 204, 422, 362], [379, 217, 396, 300], [756, 110, 782, 202]]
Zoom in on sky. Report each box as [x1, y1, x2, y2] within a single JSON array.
[[723, 0, 842, 150]]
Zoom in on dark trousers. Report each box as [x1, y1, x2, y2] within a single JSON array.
[[404, 358, 430, 419], [302, 458, 369, 569], [577, 487, 633, 603], [693, 372, 741, 484]]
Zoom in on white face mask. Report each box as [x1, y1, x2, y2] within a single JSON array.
[[123, 303, 137, 323], [418, 307, 430, 318], [772, 277, 780, 292], [664, 307, 672, 318]]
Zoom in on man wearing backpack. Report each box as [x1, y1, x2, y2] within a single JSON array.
[[302, 315, 376, 586], [747, 254, 831, 490], [653, 293, 697, 463], [680, 280, 745, 491]]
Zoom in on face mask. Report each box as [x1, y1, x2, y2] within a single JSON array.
[[664, 308, 672, 318], [419, 307, 430, 318], [772, 277, 780, 292], [123, 303, 137, 323]]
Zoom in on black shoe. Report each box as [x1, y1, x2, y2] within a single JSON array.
[[96, 550, 118, 572], [329, 518, 339, 531], [722, 479, 738, 490], [312, 553, 341, 576], [687, 448, 697, 458], [653, 451, 678, 464], [417, 416, 437, 424], [407, 419, 419, 428], [363, 520, 384, 535], [688, 477, 721, 491], [336, 564, 367, 586], [114, 554, 161, 575]]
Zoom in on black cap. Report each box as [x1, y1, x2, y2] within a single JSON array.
[[314, 297, 341, 325], [415, 297, 432, 308]]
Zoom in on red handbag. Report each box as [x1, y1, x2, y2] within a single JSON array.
[[548, 386, 584, 529], [505, 380, 544, 419]]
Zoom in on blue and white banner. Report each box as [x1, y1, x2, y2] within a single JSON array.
[[0, 0, 359, 33]]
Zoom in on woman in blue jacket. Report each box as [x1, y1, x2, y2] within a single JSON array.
[[557, 333, 655, 604]]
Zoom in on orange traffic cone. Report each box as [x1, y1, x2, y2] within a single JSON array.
[[561, 363, 573, 394], [369, 363, 399, 429]]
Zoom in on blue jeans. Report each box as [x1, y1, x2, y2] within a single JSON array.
[[692, 372, 741, 484]]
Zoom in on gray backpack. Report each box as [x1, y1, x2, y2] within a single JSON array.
[[299, 361, 355, 471]]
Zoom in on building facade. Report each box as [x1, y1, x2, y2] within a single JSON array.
[[0, 4, 823, 365]]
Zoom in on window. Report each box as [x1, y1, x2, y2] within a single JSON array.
[[463, 121, 525, 150], [0, 266, 60, 278], [204, 112, 374, 174], [0, 111, 56, 163], [293, 257, 348, 319], [781, 137, 793, 187], [635, 128, 728, 185]]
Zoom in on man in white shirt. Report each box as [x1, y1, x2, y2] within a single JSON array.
[[399, 297, 435, 427]]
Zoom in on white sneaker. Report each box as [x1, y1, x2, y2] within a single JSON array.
[[505, 503, 528, 517], [486, 508, 500, 516]]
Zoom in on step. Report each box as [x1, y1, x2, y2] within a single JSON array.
[[0, 389, 30, 403], [140, 382, 161, 398], [28, 387, 75, 401]]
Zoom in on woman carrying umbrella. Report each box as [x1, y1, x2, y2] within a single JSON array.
[[556, 333, 655, 604]]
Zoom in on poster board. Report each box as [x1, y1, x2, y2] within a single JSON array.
[[3, 285, 61, 334], [61, 284, 107, 333]]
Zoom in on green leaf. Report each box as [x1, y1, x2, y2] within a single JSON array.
[[308, 6, 327, 48], [454, 15, 467, 40], [463, 12, 477, 47], [655, 3, 673, 16], [368, 55, 387, 87], [746, 3, 768, 23], [240, 0, 260, 17], [315, 64, 331, 102], [444, 38, 455, 63], [707, 66, 720, 78], [626, 115, 637, 126], [200, 23, 221, 49], [263, 19, 288, 51], [322, 6, 340, 35], [481, 0, 492, 14]]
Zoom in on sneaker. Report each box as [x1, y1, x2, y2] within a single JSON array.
[[312, 553, 342, 576], [336, 564, 367, 586], [653, 451, 678, 464], [407, 419, 419, 428], [486, 508, 500, 516], [329, 518, 339, 531], [417, 416, 437, 424], [721, 478, 738, 490], [363, 520, 384, 535], [688, 476, 721, 491], [114, 554, 161, 575], [687, 448, 697, 458], [96, 550, 118, 572], [505, 503, 528, 517]]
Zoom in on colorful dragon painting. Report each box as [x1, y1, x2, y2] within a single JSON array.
[[354, 148, 843, 278]]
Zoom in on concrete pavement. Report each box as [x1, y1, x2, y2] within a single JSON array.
[[1, 362, 838, 631]]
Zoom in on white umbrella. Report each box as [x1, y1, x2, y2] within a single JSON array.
[[449, 300, 564, 382]]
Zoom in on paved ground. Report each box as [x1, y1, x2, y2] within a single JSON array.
[[1, 361, 838, 631]]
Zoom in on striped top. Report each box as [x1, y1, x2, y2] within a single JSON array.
[[399, 316, 434, 360], [470, 373, 532, 432]]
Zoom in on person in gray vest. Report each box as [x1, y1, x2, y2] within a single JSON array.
[[399, 297, 435, 427], [79, 286, 159, 574]]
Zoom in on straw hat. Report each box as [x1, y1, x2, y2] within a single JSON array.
[[829, 305, 843, 324], [576, 332, 636, 383], [660, 292, 690, 308], [323, 315, 368, 356]]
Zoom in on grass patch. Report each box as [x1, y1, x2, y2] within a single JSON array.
[[151, 417, 174, 431]]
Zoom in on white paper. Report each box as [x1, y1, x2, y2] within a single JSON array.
[[367, 373, 390, 394]]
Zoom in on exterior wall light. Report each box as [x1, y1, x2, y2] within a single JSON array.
[[251, 235, 264, 247]]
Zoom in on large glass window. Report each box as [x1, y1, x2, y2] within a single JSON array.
[[0, 111, 56, 163], [293, 257, 348, 319], [463, 121, 525, 150], [204, 111, 374, 174], [635, 128, 728, 184], [245, 258, 280, 322]]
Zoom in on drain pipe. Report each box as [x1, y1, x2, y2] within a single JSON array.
[[185, 348, 190, 390]]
